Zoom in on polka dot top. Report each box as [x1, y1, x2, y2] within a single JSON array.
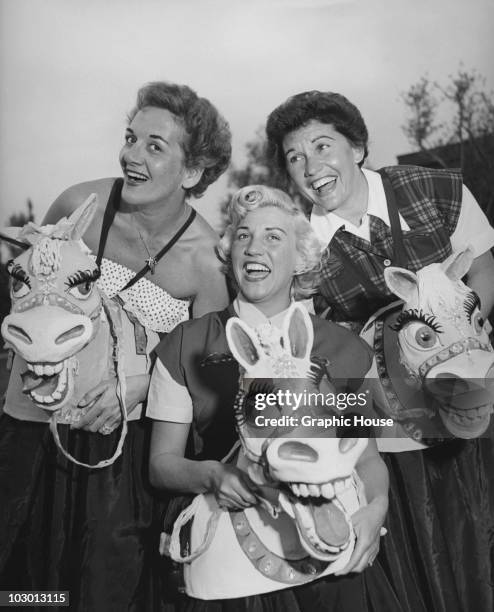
[[97, 257, 190, 333]]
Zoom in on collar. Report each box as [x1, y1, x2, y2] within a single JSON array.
[[233, 296, 295, 331], [310, 168, 410, 246]]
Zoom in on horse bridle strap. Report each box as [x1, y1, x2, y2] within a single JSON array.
[[230, 510, 329, 585], [48, 293, 129, 469], [417, 336, 493, 379]]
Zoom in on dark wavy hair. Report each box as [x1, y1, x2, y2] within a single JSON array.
[[266, 91, 369, 178], [128, 81, 232, 198]]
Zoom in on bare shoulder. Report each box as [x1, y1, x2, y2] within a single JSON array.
[[43, 178, 117, 223], [188, 209, 222, 260]]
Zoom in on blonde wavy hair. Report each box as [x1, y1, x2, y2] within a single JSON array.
[[220, 185, 324, 300]]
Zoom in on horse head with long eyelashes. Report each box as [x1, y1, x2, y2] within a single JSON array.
[[1, 196, 131, 468], [163, 304, 369, 599], [361, 248, 494, 444]]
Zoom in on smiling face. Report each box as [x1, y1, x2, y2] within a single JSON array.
[[119, 106, 202, 209], [231, 206, 300, 317], [282, 121, 366, 221]]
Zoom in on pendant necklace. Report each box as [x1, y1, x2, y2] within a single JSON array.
[[136, 227, 158, 274], [130, 206, 197, 278]]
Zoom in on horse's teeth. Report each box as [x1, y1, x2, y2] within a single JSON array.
[[291, 483, 300, 496], [44, 364, 55, 376], [53, 362, 63, 374], [27, 363, 35, 372], [321, 482, 335, 499], [298, 484, 309, 497], [33, 364, 44, 376], [308, 484, 320, 497], [52, 390, 62, 400]]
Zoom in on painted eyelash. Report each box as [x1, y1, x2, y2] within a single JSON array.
[[65, 267, 101, 289], [7, 260, 31, 288], [390, 308, 443, 333], [464, 292, 481, 323]]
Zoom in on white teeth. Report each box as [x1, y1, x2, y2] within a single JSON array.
[[308, 484, 320, 497], [321, 482, 335, 499], [245, 263, 269, 273], [290, 483, 300, 496], [127, 170, 148, 181], [298, 484, 309, 497], [312, 176, 336, 190], [29, 360, 69, 407], [27, 362, 64, 377], [288, 477, 352, 500]]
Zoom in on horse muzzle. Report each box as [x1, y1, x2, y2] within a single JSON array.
[[2, 305, 96, 364]]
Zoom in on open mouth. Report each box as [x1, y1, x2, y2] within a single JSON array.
[[125, 169, 149, 184], [278, 476, 353, 561], [311, 176, 337, 193], [244, 262, 271, 280], [21, 359, 72, 409], [439, 403, 493, 438]]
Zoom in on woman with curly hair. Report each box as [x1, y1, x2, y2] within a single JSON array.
[[147, 185, 402, 611], [265, 90, 494, 612], [0, 81, 231, 611]]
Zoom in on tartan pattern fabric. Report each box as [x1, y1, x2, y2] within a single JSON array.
[[317, 165, 463, 323]]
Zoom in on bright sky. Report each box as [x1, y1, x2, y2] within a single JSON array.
[[1, 0, 492, 231]]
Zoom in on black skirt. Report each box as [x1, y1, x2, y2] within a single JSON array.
[[380, 432, 494, 612], [0, 413, 172, 612]]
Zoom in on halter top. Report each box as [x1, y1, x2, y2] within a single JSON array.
[[97, 257, 189, 334]]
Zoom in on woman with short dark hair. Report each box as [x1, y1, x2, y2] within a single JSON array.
[[265, 90, 494, 612]]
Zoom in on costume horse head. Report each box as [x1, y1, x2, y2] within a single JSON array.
[[1, 196, 128, 468], [164, 304, 369, 599], [361, 248, 494, 446]]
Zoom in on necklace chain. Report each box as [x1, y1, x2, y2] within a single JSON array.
[[131, 206, 189, 275], [135, 227, 158, 274]]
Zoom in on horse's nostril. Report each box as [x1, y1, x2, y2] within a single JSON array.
[[6, 325, 32, 345], [277, 441, 318, 462], [55, 325, 86, 345], [339, 438, 358, 453]]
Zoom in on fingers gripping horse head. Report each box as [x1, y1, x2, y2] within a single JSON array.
[[1, 195, 104, 411], [226, 303, 367, 562], [384, 247, 494, 438]]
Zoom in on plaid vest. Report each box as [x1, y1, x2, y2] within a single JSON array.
[[316, 165, 463, 324]]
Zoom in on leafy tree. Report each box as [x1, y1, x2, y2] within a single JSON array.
[[401, 68, 494, 219]]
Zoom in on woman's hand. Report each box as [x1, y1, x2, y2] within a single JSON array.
[[334, 495, 387, 575], [73, 374, 149, 434], [208, 463, 260, 511]]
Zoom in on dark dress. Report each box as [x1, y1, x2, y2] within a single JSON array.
[[153, 306, 404, 612], [315, 166, 494, 612], [0, 180, 187, 612]]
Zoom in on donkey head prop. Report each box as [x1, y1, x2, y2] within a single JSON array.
[[1, 196, 127, 468], [362, 248, 494, 442], [164, 304, 368, 599]]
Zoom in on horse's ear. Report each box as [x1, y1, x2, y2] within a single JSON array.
[[67, 194, 98, 241], [384, 267, 419, 303], [226, 318, 262, 369], [442, 247, 474, 281], [0, 227, 30, 250], [283, 303, 313, 360]]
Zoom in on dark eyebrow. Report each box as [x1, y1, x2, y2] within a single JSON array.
[[284, 134, 335, 157], [312, 135, 335, 144], [125, 127, 169, 146]]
